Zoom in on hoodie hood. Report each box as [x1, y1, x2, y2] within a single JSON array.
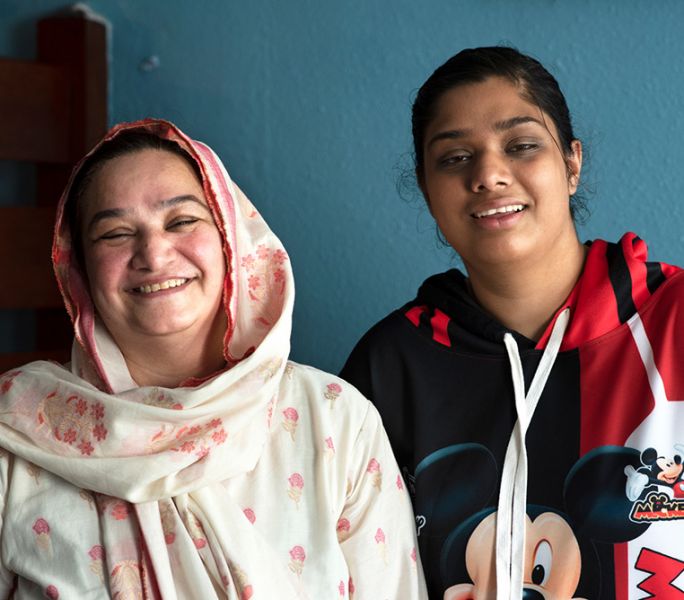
[[413, 232, 679, 353]]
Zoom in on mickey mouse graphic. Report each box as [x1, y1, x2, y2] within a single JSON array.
[[414, 444, 648, 599], [624, 444, 684, 500]]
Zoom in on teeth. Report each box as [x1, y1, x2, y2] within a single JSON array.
[[135, 278, 188, 294], [473, 205, 525, 218]]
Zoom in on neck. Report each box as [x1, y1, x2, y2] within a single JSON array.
[[465, 238, 586, 341], [117, 315, 227, 388]]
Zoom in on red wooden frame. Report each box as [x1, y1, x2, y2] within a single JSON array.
[[0, 10, 107, 373]]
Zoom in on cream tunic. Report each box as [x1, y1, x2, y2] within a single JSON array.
[[0, 363, 425, 599]]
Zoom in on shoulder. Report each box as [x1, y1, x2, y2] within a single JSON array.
[[279, 361, 374, 432], [343, 269, 468, 362]]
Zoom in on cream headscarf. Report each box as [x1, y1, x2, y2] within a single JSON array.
[[0, 119, 303, 598]]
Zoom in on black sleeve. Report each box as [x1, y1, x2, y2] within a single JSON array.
[[340, 313, 413, 471]]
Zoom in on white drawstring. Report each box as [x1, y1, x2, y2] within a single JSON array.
[[495, 308, 570, 600]]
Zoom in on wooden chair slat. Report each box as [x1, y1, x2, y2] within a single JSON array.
[[0, 59, 71, 163], [0, 206, 62, 309]]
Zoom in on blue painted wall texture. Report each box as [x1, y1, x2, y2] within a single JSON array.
[[2, 1, 684, 372]]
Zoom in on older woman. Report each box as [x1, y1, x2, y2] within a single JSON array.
[[0, 119, 427, 599]]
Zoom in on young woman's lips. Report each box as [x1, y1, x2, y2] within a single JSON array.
[[129, 277, 192, 296], [470, 203, 527, 230]]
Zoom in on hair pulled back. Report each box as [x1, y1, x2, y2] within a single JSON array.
[[412, 46, 586, 219]]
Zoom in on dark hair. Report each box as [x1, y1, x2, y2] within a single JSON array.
[[412, 46, 587, 220], [67, 130, 202, 266]]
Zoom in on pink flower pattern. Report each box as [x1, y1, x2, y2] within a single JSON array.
[[242, 246, 289, 304], [288, 545, 306, 577], [324, 436, 335, 460], [324, 382, 342, 409], [45, 585, 59, 599], [212, 428, 228, 444], [159, 501, 176, 545], [256, 245, 270, 260], [272, 249, 288, 264], [248, 274, 261, 291], [241, 254, 256, 271], [282, 407, 299, 441], [0, 370, 20, 395], [288, 472, 304, 508], [88, 544, 104, 560], [367, 458, 383, 490], [37, 391, 108, 455], [32, 518, 51, 552], [187, 513, 208, 549], [32, 518, 50, 535], [336, 517, 351, 541], [162, 417, 227, 457], [375, 528, 388, 564], [396, 474, 404, 491], [338, 579, 346, 597], [243, 507, 256, 524], [111, 502, 129, 521], [88, 545, 105, 582]]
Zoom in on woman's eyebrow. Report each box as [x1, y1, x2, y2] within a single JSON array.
[[157, 194, 208, 210], [493, 115, 544, 131], [87, 195, 208, 232], [427, 115, 544, 148]]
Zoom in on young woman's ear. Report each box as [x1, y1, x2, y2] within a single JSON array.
[[567, 139, 583, 195]]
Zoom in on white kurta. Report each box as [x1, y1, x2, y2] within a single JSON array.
[[0, 363, 425, 599]]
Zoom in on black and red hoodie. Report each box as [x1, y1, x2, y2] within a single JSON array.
[[341, 233, 684, 599]]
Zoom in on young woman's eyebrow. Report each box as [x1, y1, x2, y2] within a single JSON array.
[[87, 195, 208, 233], [493, 115, 544, 131], [427, 115, 544, 149]]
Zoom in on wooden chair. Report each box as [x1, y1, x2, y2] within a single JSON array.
[[0, 9, 108, 373]]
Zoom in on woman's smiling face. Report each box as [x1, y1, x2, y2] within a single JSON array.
[[420, 76, 582, 272], [81, 148, 226, 349]]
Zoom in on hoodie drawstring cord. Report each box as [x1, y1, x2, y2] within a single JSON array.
[[495, 308, 570, 600]]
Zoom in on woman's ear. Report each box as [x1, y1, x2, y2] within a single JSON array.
[[567, 139, 583, 195]]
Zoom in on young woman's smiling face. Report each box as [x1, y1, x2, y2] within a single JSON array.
[[420, 77, 582, 272], [81, 148, 226, 350]]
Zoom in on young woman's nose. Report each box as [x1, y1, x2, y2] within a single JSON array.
[[468, 151, 512, 193], [130, 231, 174, 271]]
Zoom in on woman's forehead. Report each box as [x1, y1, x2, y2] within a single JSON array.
[[425, 78, 559, 147], [84, 149, 206, 210]]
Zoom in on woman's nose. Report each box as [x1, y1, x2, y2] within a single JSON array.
[[469, 151, 512, 192], [130, 231, 174, 271]]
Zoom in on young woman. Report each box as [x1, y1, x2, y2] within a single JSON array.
[[341, 47, 684, 599], [0, 119, 427, 599]]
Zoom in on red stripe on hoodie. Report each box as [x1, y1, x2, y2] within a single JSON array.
[[613, 543, 629, 600], [430, 308, 451, 347], [536, 239, 622, 351], [405, 305, 427, 327], [624, 234, 652, 310]]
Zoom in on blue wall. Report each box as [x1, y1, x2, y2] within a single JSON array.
[[3, 1, 684, 372]]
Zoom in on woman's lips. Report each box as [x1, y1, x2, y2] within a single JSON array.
[[472, 204, 525, 219], [130, 277, 190, 295]]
